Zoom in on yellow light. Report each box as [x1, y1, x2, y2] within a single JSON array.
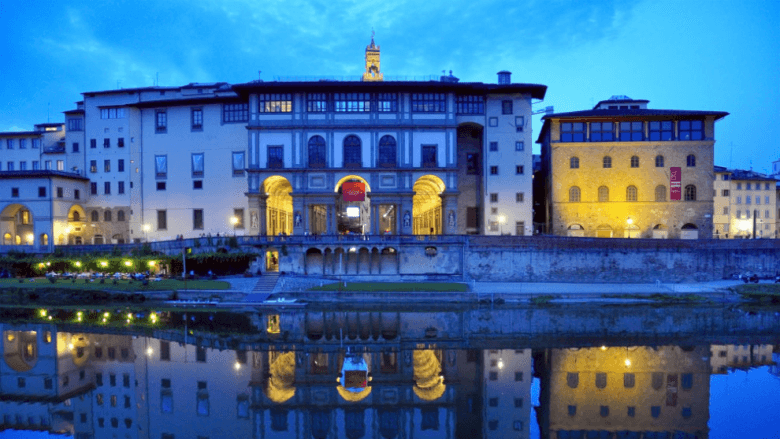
[[143, 224, 151, 232], [234, 362, 241, 370], [102, 318, 107, 323], [147, 260, 155, 267], [39, 310, 47, 317], [38, 263, 45, 268], [126, 319, 130, 324], [100, 261, 108, 267], [74, 261, 81, 267], [497, 359, 504, 369], [48, 316, 52, 320], [127, 313, 133, 319], [26, 233, 34, 243], [68, 343, 74, 350], [146, 347, 153, 357], [627, 218, 633, 225], [625, 359, 631, 367], [230, 216, 239, 226], [124, 261, 132, 267], [46, 262, 51, 266], [600, 345, 607, 351], [104, 312, 110, 318]]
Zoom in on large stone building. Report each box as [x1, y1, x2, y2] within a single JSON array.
[[538, 96, 728, 239], [713, 166, 778, 239], [0, 41, 545, 252]]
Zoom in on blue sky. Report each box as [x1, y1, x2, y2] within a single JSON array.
[[1, 0, 778, 173]]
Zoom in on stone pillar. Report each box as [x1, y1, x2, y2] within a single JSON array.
[[257, 195, 268, 236], [292, 196, 305, 236], [400, 197, 414, 235], [442, 193, 458, 235]]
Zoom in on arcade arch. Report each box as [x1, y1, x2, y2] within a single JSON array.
[[263, 176, 293, 236], [334, 175, 372, 235], [1, 204, 34, 246], [412, 175, 445, 235]]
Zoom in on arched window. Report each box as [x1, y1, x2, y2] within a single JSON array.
[[685, 184, 697, 201], [91, 211, 99, 222], [72, 211, 80, 222], [104, 211, 112, 222], [655, 155, 664, 168], [686, 154, 696, 167], [602, 156, 612, 168], [307, 136, 326, 168], [626, 185, 637, 202], [630, 156, 640, 168], [117, 210, 125, 222], [598, 186, 609, 202], [655, 185, 667, 202], [377, 135, 397, 167], [569, 186, 581, 202], [570, 157, 579, 169], [343, 135, 361, 168]]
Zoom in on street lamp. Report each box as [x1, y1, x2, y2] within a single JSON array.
[[230, 216, 239, 236], [497, 214, 507, 235], [142, 224, 151, 242]]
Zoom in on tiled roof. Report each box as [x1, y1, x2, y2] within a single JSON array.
[[542, 108, 728, 119]]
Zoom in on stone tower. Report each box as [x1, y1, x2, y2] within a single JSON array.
[[362, 32, 383, 82]]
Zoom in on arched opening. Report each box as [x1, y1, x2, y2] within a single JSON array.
[[337, 352, 372, 402], [652, 224, 668, 239], [596, 224, 613, 238], [93, 235, 104, 245], [680, 223, 699, 240], [264, 351, 296, 403], [263, 176, 293, 236], [266, 248, 280, 273], [567, 224, 585, 237], [40, 233, 48, 246], [413, 175, 445, 235], [3, 331, 38, 372], [624, 223, 640, 238], [306, 248, 323, 275], [335, 175, 372, 235], [457, 122, 484, 234], [413, 349, 446, 401], [0, 204, 34, 247]]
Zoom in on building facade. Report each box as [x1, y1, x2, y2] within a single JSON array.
[[713, 167, 778, 239], [538, 96, 728, 239], [0, 42, 545, 251]]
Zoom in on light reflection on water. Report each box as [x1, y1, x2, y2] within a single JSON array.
[[0, 305, 778, 439]]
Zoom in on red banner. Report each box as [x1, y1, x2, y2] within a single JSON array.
[[342, 182, 365, 202], [670, 167, 681, 200]]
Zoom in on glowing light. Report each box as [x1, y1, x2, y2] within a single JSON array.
[[100, 261, 108, 267], [127, 313, 133, 319], [497, 358, 504, 369], [147, 260, 156, 267], [146, 347, 153, 357], [39, 309, 47, 317], [230, 216, 239, 226], [627, 218, 634, 225], [625, 359, 631, 367], [74, 261, 81, 267], [48, 316, 52, 320], [103, 312, 110, 318], [124, 261, 132, 267], [68, 343, 74, 350], [46, 262, 51, 266], [143, 224, 151, 232], [102, 318, 107, 323], [26, 233, 34, 243], [600, 346, 607, 351], [38, 263, 45, 268], [234, 362, 241, 370]]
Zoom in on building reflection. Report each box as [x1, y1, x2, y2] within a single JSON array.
[[2, 320, 779, 438]]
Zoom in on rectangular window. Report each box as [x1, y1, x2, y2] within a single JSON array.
[[333, 93, 370, 112], [117, 137, 124, 147], [489, 117, 498, 127], [196, 347, 207, 362], [90, 160, 97, 173], [747, 183, 752, 190], [56, 187, 63, 198], [74, 189, 80, 200], [157, 181, 166, 191], [39, 187, 46, 197], [516, 192, 524, 202], [32, 161, 39, 170], [19, 139, 27, 149], [193, 180, 203, 189], [90, 139, 96, 148], [755, 196, 760, 205], [619, 121, 644, 141], [516, 221, 525, 235], [560, 122, 586, 142], [590, 122, 615, 141], [232, 152, 245, 176], [104, 160, 111, 172], [515, 371, 523, 381], [118, 181, 125, 194], [489, 221, 499, 232], [100, 107, 126, 119], [411, 93, 446, 113], [155, 155, 167, 178], [515, 141, 524, 151], [502, 100, 513, 114], [7, 162, 13, 171], [736, 183, 742, 190], [306, 93, 328, 112], [746, 196, 751, 204], [191, 108, 203, 129], [649, 120, 674, 141], [723, 207, 728, 215], [104, 182, 111, 195], [722, 189, 729, 196], [268, 146, 284, 168], [117, 159, 124, 173], [516, 165, 524, 175], [233, 208, 245, 229], [422, 145, 437, 167], [57, 160, 63, 170], [456, 95, 484, 114], [103, 138, 110, 148], [67, 118, 83, 131], [490, 193, 498, 203], [72, 142, 79, 152], [157, 210, 167, 230], [258, 94, 292, 113], [5, 139, 12, 149], [191, 153, 204, 177], [490, 166, 498, 175], [223, 103, 249, 122], [32, 138, 40, 148], [193, 209, 204, 230], [466, 153, 480, 175], [376, 92, 398, 112], [19, 161, 27, 170], [91, 183, 97, 195], [679, 120, 704, 140], [155, 110, 167, 132], [489, 141, 498, 152], [160, 342, 170, 361]]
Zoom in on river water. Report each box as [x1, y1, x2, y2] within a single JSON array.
[[0, 302, 778, 438]]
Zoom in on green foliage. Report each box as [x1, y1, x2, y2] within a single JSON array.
[[169, 251, 258, 277], [227, 236, 239, 249], [111, 246, 123, 257]]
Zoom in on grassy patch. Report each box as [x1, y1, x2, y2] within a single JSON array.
[[0, 278, 230, 292], [734, 284, 780, 302], [309, 282, 468, 292]]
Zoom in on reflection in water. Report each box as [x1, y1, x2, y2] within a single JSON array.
[[0, 306, 778, 438]]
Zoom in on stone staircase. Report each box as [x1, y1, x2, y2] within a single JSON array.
[[242, 273, 280, 302]]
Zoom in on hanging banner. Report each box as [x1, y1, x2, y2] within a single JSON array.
[[342, 182, 365, 202], [670, 167, 681, 200]]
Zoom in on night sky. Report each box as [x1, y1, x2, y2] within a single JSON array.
[[1, 0, 777, 173]]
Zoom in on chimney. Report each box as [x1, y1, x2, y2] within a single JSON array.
[[497, 71, 511, 84]]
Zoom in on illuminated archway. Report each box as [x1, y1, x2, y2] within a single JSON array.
[[3, 331, 38, 372], [264, 351, 296, 403], [335, 175, 372, 235], [263, 176, 293, 236], [412, 175, 445, 235], [413, 349, 446, 401], [1, 204, 34, 246]]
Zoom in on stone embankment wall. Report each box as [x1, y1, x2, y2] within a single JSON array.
[[465, 237, 779, 282]]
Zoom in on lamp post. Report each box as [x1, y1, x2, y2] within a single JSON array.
[[230, 216, 239, 237], [142, 224, 151, 242], [498, 214, 507, 235]]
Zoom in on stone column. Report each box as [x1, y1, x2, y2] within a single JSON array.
[[442, 193, 458, 235], [292, 196, 305, 236], [257, 195, 268, 236], [400, 197, 414, 235]]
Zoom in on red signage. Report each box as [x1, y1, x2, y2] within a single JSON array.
[[342, 182, 365, 202], [670, 167, 681, 200]]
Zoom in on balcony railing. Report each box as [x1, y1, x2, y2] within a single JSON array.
[[43, 145, 66, 154]]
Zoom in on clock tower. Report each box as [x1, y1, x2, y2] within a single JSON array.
[[362, 32, 383, 82]]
